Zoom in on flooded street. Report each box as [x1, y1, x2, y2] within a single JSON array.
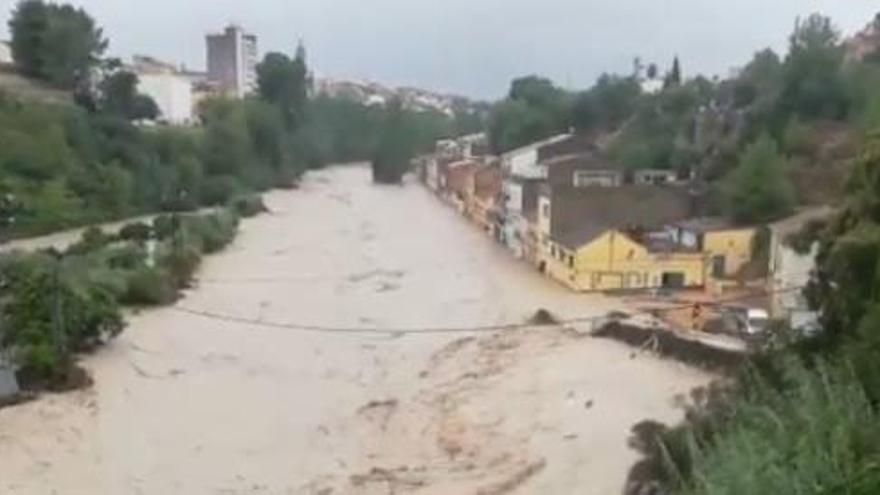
[[0, 165, 711, 494]]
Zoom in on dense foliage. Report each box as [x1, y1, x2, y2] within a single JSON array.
[[0, 209, 239, 386], [8, 0, 106, 89]]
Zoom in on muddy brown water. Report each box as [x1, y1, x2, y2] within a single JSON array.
[[0, 165, 711, 494]]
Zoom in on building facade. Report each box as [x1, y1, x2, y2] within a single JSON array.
[[670, 219, 757, 278], [131, 56, 194, 125], [767, 208, 833, 323], [206, 25, 258, 98], [536, 185, 707, 292]]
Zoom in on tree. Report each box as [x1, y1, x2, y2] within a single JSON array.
[[98, 71, 159, 121], [723, 134, 794, 224], [489, 76, 571, 152], [256, 45, 310, 128], [664, 56, 682, 88], [9, 1, 106, 88], [780, 14, 847, 120], [372, 99, 414, 184], [8, 0, 50, 77]]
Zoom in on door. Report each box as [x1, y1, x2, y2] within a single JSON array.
[[712, 255, 726, 278], [661, 272, 686, 289]]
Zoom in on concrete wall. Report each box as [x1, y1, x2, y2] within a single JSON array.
[[769, 236, 817, 318], [704, 229, 756, 276], [505, 148, 544, 179], [137, 73, 194, 124]]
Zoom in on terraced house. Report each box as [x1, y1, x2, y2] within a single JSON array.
[[537, 185, 709, 292]]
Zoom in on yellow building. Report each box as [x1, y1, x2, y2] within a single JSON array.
[[670, 219, 757, 278], [536, 186, 708, 292]]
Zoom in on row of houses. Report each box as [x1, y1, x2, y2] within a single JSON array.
[[417, 132, 829, 326]]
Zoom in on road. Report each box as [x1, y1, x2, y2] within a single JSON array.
[[0, 165, 711, 494]]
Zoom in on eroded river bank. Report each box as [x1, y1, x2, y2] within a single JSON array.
[[0, 165, 711, 494]]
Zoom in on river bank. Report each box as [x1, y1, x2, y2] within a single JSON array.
[[0, 165, 712, 494]]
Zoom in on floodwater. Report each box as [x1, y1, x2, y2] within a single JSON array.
[[0, 165, 711, 494]]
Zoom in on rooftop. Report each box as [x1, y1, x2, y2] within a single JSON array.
[[539, 152, 617, 171], [546, 185, 695, 249]]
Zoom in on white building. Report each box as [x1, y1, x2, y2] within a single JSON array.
[[499, 134, 570, 258], [0, 41, 12, 65], [768, 207, 833, 329], [500, 133, 570, 179], [137, 73, 194, 125], [131, 56, 194, 125], [206, 25, 258, 98]]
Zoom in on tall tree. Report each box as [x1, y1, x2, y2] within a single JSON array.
[[8, 0, 49, 77], [780, 14, 847, 120], [8, 1, 106, 88], [372, 98, 414, 184], [98, 71, 159, 121], [664, 56, 682, 88], [723, 134, 794, 224], [256, 44, 310, 128]]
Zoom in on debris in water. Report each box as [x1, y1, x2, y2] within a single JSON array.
[[529, 309, 558, 326], [476, 459, 547, 495]]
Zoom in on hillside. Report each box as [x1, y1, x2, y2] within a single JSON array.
[[0, 64, 72, 105]]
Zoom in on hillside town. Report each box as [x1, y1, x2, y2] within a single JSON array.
[[415, 130, 831, 340], [6, 2, 880, 494]]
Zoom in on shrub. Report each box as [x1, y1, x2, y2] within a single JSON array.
[[184, 210, 239, 253], [122, 267, 177, 306], [104, 244, 148, 270], [152, 214, 178, 241], [159, 244, 202, 288], [229, 194, 268, 218], [66, 226, 111, 255], [199, 175, 243, 206], [0, 252, 125, 382], [117, 221, 153, 243]]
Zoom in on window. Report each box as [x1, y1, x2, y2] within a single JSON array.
[[568, 255, 574, 268], [573, 171, 616, 188], [542, 203, 550, 218]]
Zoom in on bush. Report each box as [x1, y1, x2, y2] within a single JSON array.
[[199, 175, 244, 206], [0, 252, 125, 382], [66, 226, 111, 255], [159, 245, 202, 288], [184, 210, 239, 253], [229, 194, 268, 218], [104, 244, 148, 270], [122, 267, 177, 306], [117, 221, 153, 243], [152, 214, 176, 241]]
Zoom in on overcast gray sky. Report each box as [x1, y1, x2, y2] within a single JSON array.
[[1, 1, 878, 99]]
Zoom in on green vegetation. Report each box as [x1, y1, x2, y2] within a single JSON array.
[[486, 12, 880, 224], [0, 209, 241, 388], [1, 0, 466, 237], [8, 0, 106, 88], [722, 135, 795, 224], [627, 131, 880, 495]]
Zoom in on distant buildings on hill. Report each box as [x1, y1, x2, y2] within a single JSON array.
[[314, 77, 477, 115]]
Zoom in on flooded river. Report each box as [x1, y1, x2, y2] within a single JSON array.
[[0, 165, 710, 494]]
